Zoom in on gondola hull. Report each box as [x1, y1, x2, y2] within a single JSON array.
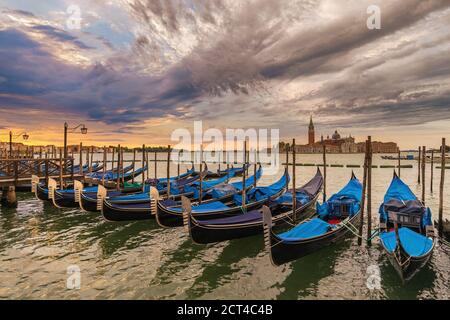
[[53, 192, 79, 208], [102, 201, 155, 221], [188, 195, 319, 244], [36, 184, 50, 201], [381, 240, 435, 282], [102, 166, 264, 222], [79, 193, 98, 212], [267, 212, 361, 266], [157, 194, 282, 229]]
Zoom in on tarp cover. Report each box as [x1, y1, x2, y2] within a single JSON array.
[[378, 175, 432, 228], [275, 191, 310, 207], [109, 192, 150, 202], [231, 166, 263, 190], [297, 169, 323, 198], [380, 227, 433, 257], [205, 166, 263, 199], [279, 218, 335, 241], [171, 201, 230, 213], [197, 210, 262, 226], [86, 164, 136, 180], [233, 170, 289, 206], [206, 183, 238, 199], [183, 170, 237, 199], [58, 186, 98, 194], [156, 166, 195, 183], [275, 170, 323, 206], [316, 176, 362, 219]]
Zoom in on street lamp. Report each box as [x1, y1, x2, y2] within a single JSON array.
[[9, 131, 30, 157], [64, 122, 88, 159]]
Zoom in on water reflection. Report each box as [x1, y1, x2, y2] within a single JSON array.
[[0, 153, 449, 299]]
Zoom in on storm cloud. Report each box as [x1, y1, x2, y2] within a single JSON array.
[[1, 1, 450, 146]]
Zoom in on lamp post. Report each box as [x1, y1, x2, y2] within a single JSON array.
[[9, 131, 29, 157], [63, 122, 88, 159]]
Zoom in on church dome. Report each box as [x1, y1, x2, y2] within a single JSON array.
[[332, 130, 341, 140]]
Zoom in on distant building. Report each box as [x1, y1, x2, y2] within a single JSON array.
[[283, 116, 398, 154], [308, 115, 315, 145]]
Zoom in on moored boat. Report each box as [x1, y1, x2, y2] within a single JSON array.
[[262, 172, 362, 266], [156, 167, 287, 228], [183, 168, 323, 244], [378, 172, 435, 282], [101, 166, 263, 222]]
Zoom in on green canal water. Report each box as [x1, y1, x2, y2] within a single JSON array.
[[1, 153, 449, 299]]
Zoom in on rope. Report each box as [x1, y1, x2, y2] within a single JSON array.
[[340, 220, 364, 239], [368, 229, 380, 241], [340, 220, 381, 243]]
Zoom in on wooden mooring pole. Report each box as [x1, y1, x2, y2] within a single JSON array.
[[177, 150, 180, 180], [199, 145, 203, 204], [226, 150, 230, 183], [90, 146, 94, 173], [111, 147, 115, 172], [438, 138, 446, 237], [154, 151, 157, 179], [422, 146, 426, 204], [367, 136, 373, 246], [430, 149, 434, 193], [358, 139, 369, 246], [241, 141, 247, 211], [418, 146, 421, 184], [253, 149, 257, 188], [292, 139, 297, 221], [102, 146, 106, 186], [121, 147, 125, 186], [59, 149, 63, 190], [166, 145, 171, 198], [398, 147, 401, 178], [323, 144, 327, 202], [145, 148, 149, 179], [132, 148, 136, 184], [285, 146, 289, 191], [86, 147, 90, 173], [142, 144, 146, 191], [79, 142, 83, 174], [116, 145, 121, 190]]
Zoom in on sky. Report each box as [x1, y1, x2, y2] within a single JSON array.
[[0, 0, 450, 149]]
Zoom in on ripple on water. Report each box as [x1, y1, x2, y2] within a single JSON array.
[[1, 155, 450, 299]]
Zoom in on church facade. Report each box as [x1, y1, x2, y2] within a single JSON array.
[[292, 117, 398, 154]]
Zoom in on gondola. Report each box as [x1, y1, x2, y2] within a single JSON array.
[[31, 165, 146, 206], [184, 168, 323, 244], [206, 164, 249, 178], [144, 164, 196, 186], [79, 165, 204, 212], [262, 172, 362, 266], [101, 166, 263, 222], [43, 165, 146, 207], [10, 162, 103, 193], [379, 172, 435, 282], [84, 164, 135, 181], [156, 167, 287, 228]]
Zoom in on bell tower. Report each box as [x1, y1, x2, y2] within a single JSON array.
[[308, 115, 315, 145]]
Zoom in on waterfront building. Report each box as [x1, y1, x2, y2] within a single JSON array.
[[284, 116, 398, 154]]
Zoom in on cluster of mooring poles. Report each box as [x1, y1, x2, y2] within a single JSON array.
[[282, 136, 449, 245], [1, 137, 449, 242]]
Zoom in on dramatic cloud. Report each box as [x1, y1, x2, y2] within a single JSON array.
[[0, 1, 450, 147]]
